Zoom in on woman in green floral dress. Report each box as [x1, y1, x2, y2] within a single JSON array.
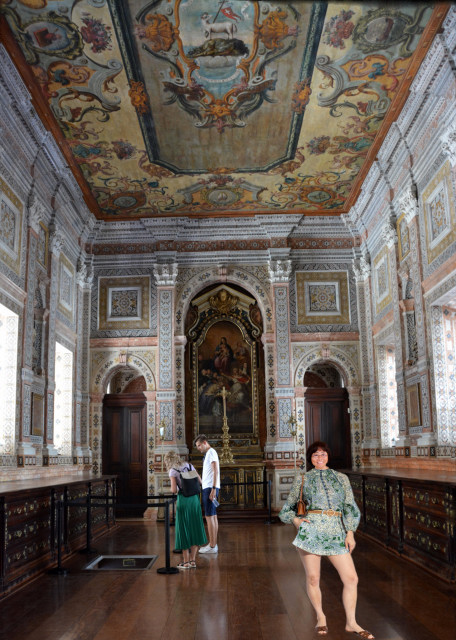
[[279, 441, 374, 639]]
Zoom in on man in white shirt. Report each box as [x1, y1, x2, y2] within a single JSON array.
[[194, 434, 220, 553]]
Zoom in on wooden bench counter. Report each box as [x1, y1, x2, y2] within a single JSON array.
[[0, 474, 116, 597], [342, 468, 456, 582]]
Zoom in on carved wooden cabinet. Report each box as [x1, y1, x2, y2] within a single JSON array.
[[0, 475, 116, 598], [402, 481, 453, 580], [218, 464, 266, 508], [363, 476, 387, 541], [344, 470, 456, 582]]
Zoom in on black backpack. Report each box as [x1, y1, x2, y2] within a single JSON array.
[[174, 464, 200, 497]]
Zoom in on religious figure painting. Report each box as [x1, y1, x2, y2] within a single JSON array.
[[197, 321, 253, 434]]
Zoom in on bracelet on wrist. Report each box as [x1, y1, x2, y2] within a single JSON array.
[[212, 486, 216, 489]]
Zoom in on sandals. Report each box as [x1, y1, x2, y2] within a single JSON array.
[[316, 625, 328, 635], [177, 560, 197, 570], [350, 631, 375, 639]]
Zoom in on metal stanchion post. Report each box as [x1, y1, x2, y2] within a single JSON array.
[[80, 489, 98, 555], [157, 498, 179, 574], [48, 500, 68, 575], [264, 478, 274, 525]]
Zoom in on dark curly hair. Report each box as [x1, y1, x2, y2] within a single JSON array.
[[306, 441, 331, 467]]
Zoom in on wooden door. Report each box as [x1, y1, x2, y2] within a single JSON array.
[[103, 393, 147, 516], [304, 388, 351, 469]]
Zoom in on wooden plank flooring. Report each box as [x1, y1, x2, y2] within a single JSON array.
[[0, 521, 455, 640]]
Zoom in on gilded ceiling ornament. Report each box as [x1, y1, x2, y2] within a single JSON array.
[[209, 289, 238, 315]]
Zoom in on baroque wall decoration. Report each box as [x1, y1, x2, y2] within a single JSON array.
[[406, 382, 422, 428], [37, 221, 49, 269], [373, 247, 392, 316], [98, 275, 150, 331], [296, 270, 349, 325], [0, 176, 23, 276], [397, 211, 410, 261], [422, 161, 456, 265], [57, 253, 75, 322]]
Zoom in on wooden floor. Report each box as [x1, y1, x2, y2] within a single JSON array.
[[0, 520, 455, 640]]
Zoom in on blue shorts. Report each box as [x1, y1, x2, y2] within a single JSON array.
[[202, 488, 219, 516]]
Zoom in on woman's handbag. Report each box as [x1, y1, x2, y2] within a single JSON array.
[[175, 465, 200, 497], [296, 474, 307, 517]]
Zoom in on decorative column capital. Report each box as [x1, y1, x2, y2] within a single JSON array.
[[382, 219, 398, 249], [397, 186, 419, 224], [27, 194, 46, 234], [268, 259, 292, 284], [353, 254, 371, 282], [441, 121, 456, 167], [49, 228, 65, 256], [76, 257, 93, 288], [153, 262, 178, 286]]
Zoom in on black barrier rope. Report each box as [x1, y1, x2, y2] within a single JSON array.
[[156, 498, 179, 575], [47, 495, 178, 575], [47, 477, 275, 576]]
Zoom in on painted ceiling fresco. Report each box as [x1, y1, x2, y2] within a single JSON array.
[[0, 1, 447, 220]]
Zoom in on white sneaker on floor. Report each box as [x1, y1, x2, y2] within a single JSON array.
[[200, 544, 218, 554], [198, 544, 211, 553]]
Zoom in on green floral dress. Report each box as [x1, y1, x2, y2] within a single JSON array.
[[278, 468, 361, 556]]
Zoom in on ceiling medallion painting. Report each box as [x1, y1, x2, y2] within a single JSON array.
[[111, 0, 324, 172], [0, 2, 446, 220]]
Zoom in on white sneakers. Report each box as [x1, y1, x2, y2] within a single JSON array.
[[198, 544, 218, 554]]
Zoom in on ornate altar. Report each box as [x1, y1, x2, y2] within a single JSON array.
[[185, 284, 266, 506]]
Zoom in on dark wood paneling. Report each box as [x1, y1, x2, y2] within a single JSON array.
[[345, 470, 456, 582], [0, 476, 116, 598]]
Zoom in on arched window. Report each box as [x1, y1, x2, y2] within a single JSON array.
[[54, 342, 74, 456], [0, 303, 19, 455]]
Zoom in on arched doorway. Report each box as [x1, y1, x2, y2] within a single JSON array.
[[304, 364, 351, 469], [102, 372, 148, 516]]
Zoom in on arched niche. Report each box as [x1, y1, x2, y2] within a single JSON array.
[[91, 349, 156, 395], [175, 266, 273, 336], [184, 283, 266, 455]]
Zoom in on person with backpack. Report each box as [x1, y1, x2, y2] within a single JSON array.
[[164, 451, 207, 569]]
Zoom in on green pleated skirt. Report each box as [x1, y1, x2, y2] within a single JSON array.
[[175, 492, 207, 550]]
